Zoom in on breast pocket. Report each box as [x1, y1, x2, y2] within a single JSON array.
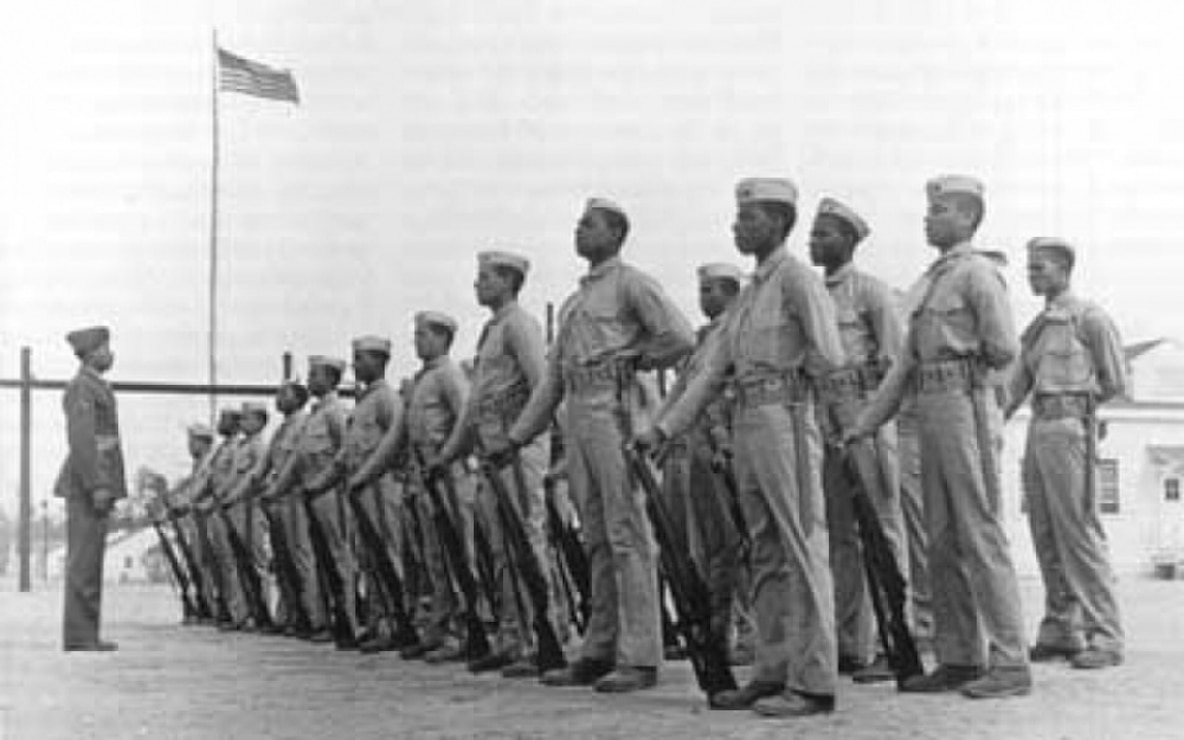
[[1035, 322, 1093, 389], [917, 290, 971, 347]]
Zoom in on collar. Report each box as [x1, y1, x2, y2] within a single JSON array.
[[80, 365, 107, 384], [357, 377, 388, 400], [580, 256, 622, 286], [420, 355, 447, 373], [825, 262, 857, 288], [929, 240, 975, 274], [488, 300, 518, 326], [753, 246, 789, 284], [313, 391, 339, 412], [1045, 290, 1078, 315]]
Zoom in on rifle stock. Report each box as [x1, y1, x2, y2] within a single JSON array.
[[217, 504, 273, 629], [302, 493, 356, 645], [152, 520, 199, 619], [346, 484, 420, 645], [167, 512, 213, 619]]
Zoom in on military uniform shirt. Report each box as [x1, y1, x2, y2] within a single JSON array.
[[826, 263, 904, 366], [407, 357, 468, 452], [343, 380, 399, 471], [298, 394, 348, 489]]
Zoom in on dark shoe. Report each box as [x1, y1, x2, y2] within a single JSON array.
[[540, 658, 615, 687], [335, 638, 360, 651], [259, 623, 285, 635], [308, 629, 334, 644], [502, 656, 540, 679], [852, 655, 895, 684], [1029, 643, 1082, 662], [424, 643, 466, 664], [64, 640, 119, 652], [593, 666, 658, 693], [753, 691, 835, 718], [400, 641, 440, 660], [838, 654, 867, 675], [1071, 648, 1123, 670], [709, 680, 785, 710], [468, 651, 515, 673], [960, 667, 1032, 699], [901, 665, 984, 693], [359, 635, 398, 654]]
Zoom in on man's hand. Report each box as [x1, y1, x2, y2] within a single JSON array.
[[484, 437, 520, 470], [92, 487, 116, 516], [841, 424, 871, 448], [632, 426, 667, 458], [345, 474, 368, 495], [424, 451, 451, 479]]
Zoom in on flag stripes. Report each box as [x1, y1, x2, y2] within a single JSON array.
[[218, 48, 299, 104]]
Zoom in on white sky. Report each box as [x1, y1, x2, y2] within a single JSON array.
[[3, 0, 1184, 515]]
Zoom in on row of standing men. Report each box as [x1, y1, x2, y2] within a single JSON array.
[[63, 172, 1127, 721]]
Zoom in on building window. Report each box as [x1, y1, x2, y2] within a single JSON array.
[[1166, 478, 1181, 503], [1097, 459, 1120, 514]]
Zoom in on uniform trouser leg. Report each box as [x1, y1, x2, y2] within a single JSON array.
[[230, 502, 270, 618], [286, 494, 324, 629], [416, 479, 460, 644], [183, 516, 217, 613], [358, 478, 400, 627], [309, 490, 359, 638], [567, 400, 661, 668], [63, 494, 109, 647], [734, 403, 836, 696], [1025, 419, 1123, 653], [686, 440, 742, 635], [918, 390, 1027, 669], [211, 510, 249, 623], [267, 503, 295, 626], [897, 415, 933, 641]]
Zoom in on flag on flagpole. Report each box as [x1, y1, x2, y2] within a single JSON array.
[[217, 48, 300, 104]]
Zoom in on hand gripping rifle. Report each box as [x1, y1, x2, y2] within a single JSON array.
[[413, 450, 491, 661], [345, 480, 420, 647], [166, 509, 214, 620], [479, 453, 567, 672], [543, 477, 589, 635], [626, 444, 738, 701], [838, 443, 924, 688]]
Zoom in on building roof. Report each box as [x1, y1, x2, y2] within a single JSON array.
[[1126, 338, 1167, 362], [1147, 446, 1184, 468]]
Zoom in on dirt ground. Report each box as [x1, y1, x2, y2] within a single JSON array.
[[0, 574, 1181, 740]]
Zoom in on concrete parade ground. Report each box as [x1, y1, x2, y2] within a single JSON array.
[[0, 575, 1181, 740]]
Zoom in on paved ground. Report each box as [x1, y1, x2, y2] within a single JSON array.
[[1, 574, 1181, 740]]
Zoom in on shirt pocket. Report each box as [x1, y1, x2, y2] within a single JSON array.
[[1035, 321, 1093, 390], [918, 289, 972, 349]]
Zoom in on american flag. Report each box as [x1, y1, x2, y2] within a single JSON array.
[[218, 48, 300, 104]]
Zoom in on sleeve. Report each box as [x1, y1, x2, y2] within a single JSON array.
[[1081, 306, 1129, 403], [509, 346, 566, 445], [626, 272, 695, 370], [1003, 325, 1036, 418], [856, 343, 916, 433], [506, 313, 548, 390], [789, 271, 846, 379], [866, 278, 905, 364], [63, 383, 102, 491], [966, 266, 1019, 370], [655, 325, 731, 439]]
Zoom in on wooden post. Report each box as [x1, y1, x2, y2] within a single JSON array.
[[18, 347, 32, 592]]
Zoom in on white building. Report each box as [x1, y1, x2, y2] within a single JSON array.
[[1000, 338, 1184, 576], [49, 526, 166, 584]]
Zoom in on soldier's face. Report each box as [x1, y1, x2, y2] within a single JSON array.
[[217, 415, 239, 436], [414, 326, 445, 361], [352, 350, 384, 383], [90, 343, 115, 372], [575, 210, 616, 260], [307, 366, 332, 395], [924, 196, 969, 247], [808, 215, 851, 268], [1027, 252, 1067, 297], [240, 413, 265, 435], [733, 203, 779, 256], [474, 264, 505, 307], [698, 279, 730, 320], [275, 387, 297, 414], [188, 436, 211, 459]]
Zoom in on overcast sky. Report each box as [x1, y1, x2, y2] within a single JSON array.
[[3, 0, 1184, 514]]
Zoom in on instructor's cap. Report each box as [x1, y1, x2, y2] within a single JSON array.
[[65, 326, 110, 355]]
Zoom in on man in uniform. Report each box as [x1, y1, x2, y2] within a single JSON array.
[[651, 263, 749, 667], [808, 197, 907, 682], [57, 326, 127, 651], [192, 407, 244, 629], [496, 197, 695, 694], [168, 423, 217, 623], [638, 179, 845, 716], [435, 250, 554, 677], [261, 381, 320, 638], [340, 335, 409, 653], [222, 401, 273, 629], [1005, 237, 1126, 670], [849, 175, 1032, 699]]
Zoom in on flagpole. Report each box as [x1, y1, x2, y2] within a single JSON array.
[[209, 29, 220, 424]]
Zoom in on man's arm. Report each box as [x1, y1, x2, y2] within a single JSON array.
[[627, 271, 695, 370], [64, 383, 101, 492], [966, 266, 1019, 371], [1082, 306, 1129, 404]]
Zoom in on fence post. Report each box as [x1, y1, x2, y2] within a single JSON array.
[[18, 347, 32, 593]]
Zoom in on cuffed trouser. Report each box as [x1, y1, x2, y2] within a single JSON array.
[[733, 401, 836, 696], [209, 509, 249, 624], [822, 421, 906, 663], [412, 463, 473, 645], [916, 388, 1027, 669], [1024, 417, 1123, 653], [63, 493, 110, 648], [897, 409, 933, 641], [660, 435, 743, 637], [308, 488, 358, 638], [228, 500, 271, 618], [282, 492, 323, 629], [566, 389, 661, 668], [357, 474, 406, 626], [182, 515, 219, 615]]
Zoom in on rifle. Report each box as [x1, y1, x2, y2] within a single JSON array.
[[302, 492, 357, 646], [838, 444, 924, 688], [166, 510, 214, 620], [345, 483, 420, 646], [413, 450, 491, 661], [626, 445, 738, 700], [259, 498, 310, 632], [707, 453, 750, 553], [1084, 394, 1098, 512], [216, 502, 274, 629], [151, 518, 199, 620], [543, 481, 590, 633], [480, 456, 567, 672]]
